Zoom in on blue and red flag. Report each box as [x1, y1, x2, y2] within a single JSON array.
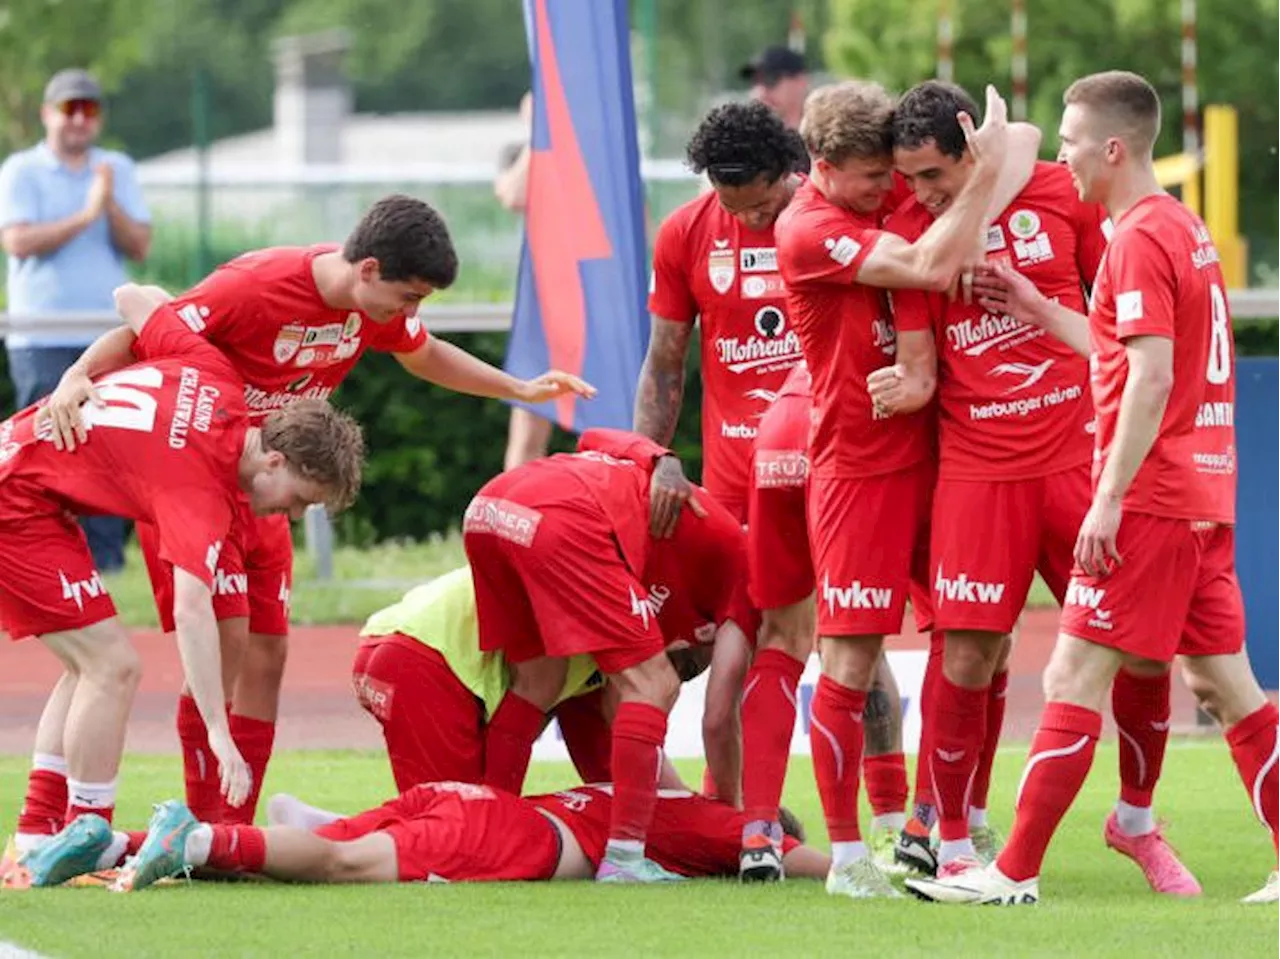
[[505, 0, 649, 432]]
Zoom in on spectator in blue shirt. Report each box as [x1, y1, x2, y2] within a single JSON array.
[[0, 68, 152, 572]]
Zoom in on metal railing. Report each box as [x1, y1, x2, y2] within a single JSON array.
[[2, 291, 1276, 579]]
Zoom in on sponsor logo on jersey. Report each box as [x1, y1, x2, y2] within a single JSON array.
[[740, 247, 778, 272], [273, 324, 305, 364], [945, 312, 1040, 357], [990, 358, 1055, 394], [353, 672, 394, 722], [708, 245, 736, 294], [824, 235, 861, 267], [630, 583, 672, 628], [1008, 209, 1042, 240], [244, 383, 335, 412], [741, 273, 786, 299], [1192, 447, 1236, 475], [59, 569, 107, 611], [720, 421, 758, 440], [214, 568, 249, 596], [714, 307, 803, 374], [934, 567, 1007, 605], [1013, 232, 1054, 266], [1065, 580, 1112, 631], [205, 541, 224, 576], [872, 317, 897, 356], [968, 384, 1083, 420], [1116, 290, 1143, 325], [985, 225, 1007, 252], [463, 496, 543, 547]]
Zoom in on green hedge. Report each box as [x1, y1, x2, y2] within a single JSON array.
[[0, 320, 1272, 544]]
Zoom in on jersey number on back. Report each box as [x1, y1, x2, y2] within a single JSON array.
[[1206, 283, 1231, 386], [82, 367, 164, 434]]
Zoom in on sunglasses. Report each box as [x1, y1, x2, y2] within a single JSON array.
[[55, 99, 101, 120]]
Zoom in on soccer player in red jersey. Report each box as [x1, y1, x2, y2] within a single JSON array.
[[462, 429, 757, 881], [881, 81, 1191, 885], [638, 101, 808, 528], [6, 284, 364, 888], [108, 782, 830, 891], [36, 195, 593, 827], [908, 71, 1278, 906], [770, 80, 1023, 898]]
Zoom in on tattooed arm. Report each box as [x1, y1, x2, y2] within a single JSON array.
[[863, 653, 904, 757], [633, 315, 694, 444]]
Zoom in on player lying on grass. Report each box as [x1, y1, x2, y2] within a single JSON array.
[[36, 782, 831, 889], [3, 284, 364, 888], [461, 428, 758, 882]]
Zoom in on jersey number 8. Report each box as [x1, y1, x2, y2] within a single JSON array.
[[1206, 283, 1232, 386]]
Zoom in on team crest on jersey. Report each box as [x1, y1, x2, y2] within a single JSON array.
[[708, 245, 736, 295], [343, 312, 362, 338], [274, 324, 305, 364]]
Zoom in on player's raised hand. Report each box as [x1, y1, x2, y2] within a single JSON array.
[[516, 370, 597, 404], [1074, 495, 1123, 578], [207, 726, 252, 810], [649, 454, 706, 538], [37, 369, 104, 452], [960, 85, 1009, 169], [866, 363, 907, 416], [973, 259, 1047, 323]]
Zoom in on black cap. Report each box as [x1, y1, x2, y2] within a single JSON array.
[[739, 46, 807, 86], [43, 68, 103, 105]]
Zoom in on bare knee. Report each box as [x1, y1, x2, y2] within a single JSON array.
[[242, 633, 288, 687], [760, 600, 815, 661], [943, 631, 1003, 688], [1041, 634, 1120, 711], [819, 636, 882, 691], [85, 640, 142, 694], [612, 653, 680, 712], [1180, 654, 1266, 729]]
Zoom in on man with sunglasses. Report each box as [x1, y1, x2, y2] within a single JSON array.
[[0, 68, 151, 573]]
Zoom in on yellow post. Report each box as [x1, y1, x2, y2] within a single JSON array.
[[1203, 104, 1246, 287]]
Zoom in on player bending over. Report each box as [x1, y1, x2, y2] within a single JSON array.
[[6, 285, 363, 888]]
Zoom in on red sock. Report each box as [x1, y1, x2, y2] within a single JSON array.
[[913, 632, 945, 812], [17, 766, 67, 837], [221, 715, 276, 825], [864, 753, 908, 818], [930, 676, 989, 841], [810, 675, 867, 842], [1225, 702, 1279, 853], [970, 669, 1009, 812], [608, 701, 668, 843], [1111, 669, 1171, 807], [206, 824, 268, 873], [482, 693, 545, 795], [996, 702, 1101, 881], [741, 648, 805, 823], [109, 831, 150, 868], [178, 695, 227, 822], [555, 690, 612, 784]]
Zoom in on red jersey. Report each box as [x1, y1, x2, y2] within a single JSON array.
[[774, 179, 931, 478], [649, 191, 803, 511], [527, 785, 798, 876], [642, 491, 759, 650], [0, 306, 247, 586], [1088, 194, 1236, 523], [889, 163, 1109, 479], [166, 245, 428, 423]]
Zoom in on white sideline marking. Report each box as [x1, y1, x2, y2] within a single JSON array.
[[0, 942, 54, 959]]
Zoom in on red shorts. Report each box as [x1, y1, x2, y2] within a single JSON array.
[[748, 394, 813, 611], [352, 634, 487, 792], [0, 512, 117, 639], [808, 464, 933, 637], [314, 782, 560, 882], [930, 465, 1090, 633], [1060, 515, 1245, 663], [140, 509, 293, 635], [463, 472, 664, 675]]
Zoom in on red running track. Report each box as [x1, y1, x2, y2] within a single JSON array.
[[0, 608, 1208, 756]]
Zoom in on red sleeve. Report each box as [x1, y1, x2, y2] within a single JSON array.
[[168, 264, 262, 346], [779, 209, 883, 288], [576, 428, 672, 466], [370, 314, 430, 355], [132, 304, 238, 379], [647, 212, 697, 323], [889, 287, 941, 334], [1106, 227, 1177, 341], [1073, 198, 1111, 291], [150, 488, 235, 588]]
